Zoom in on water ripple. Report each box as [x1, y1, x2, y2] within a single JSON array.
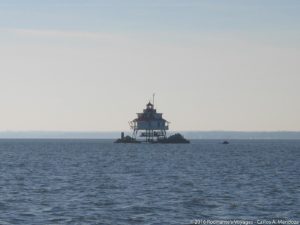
[[0, 139, 299, 224]]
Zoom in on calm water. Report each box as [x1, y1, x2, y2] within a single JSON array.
[[0, 139, 299, 224]]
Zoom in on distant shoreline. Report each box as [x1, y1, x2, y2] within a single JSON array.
[[0, 131, 300, 139]]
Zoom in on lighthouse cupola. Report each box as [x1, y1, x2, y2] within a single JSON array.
[[146, 102, 153, 109]]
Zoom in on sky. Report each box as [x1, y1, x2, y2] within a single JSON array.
[[0, 0, 299, 131]]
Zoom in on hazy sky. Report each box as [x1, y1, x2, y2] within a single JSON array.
[[0, 0, 299, 131]]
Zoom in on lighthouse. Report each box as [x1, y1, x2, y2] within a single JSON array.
[[129, 101, 169, 142], [115, 96, 189, 144]]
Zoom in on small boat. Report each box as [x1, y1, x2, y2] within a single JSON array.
[[222, 141, 229, 144]]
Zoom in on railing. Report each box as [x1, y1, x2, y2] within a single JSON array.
[[140, 131, 166, 137]]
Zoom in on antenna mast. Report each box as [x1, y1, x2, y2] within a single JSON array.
[[153, 93, 155, 107]]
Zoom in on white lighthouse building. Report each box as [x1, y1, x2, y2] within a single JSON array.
[[130, 101, 169, 142]]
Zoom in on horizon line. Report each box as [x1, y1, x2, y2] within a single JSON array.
[[1, 130, 300, 133]]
